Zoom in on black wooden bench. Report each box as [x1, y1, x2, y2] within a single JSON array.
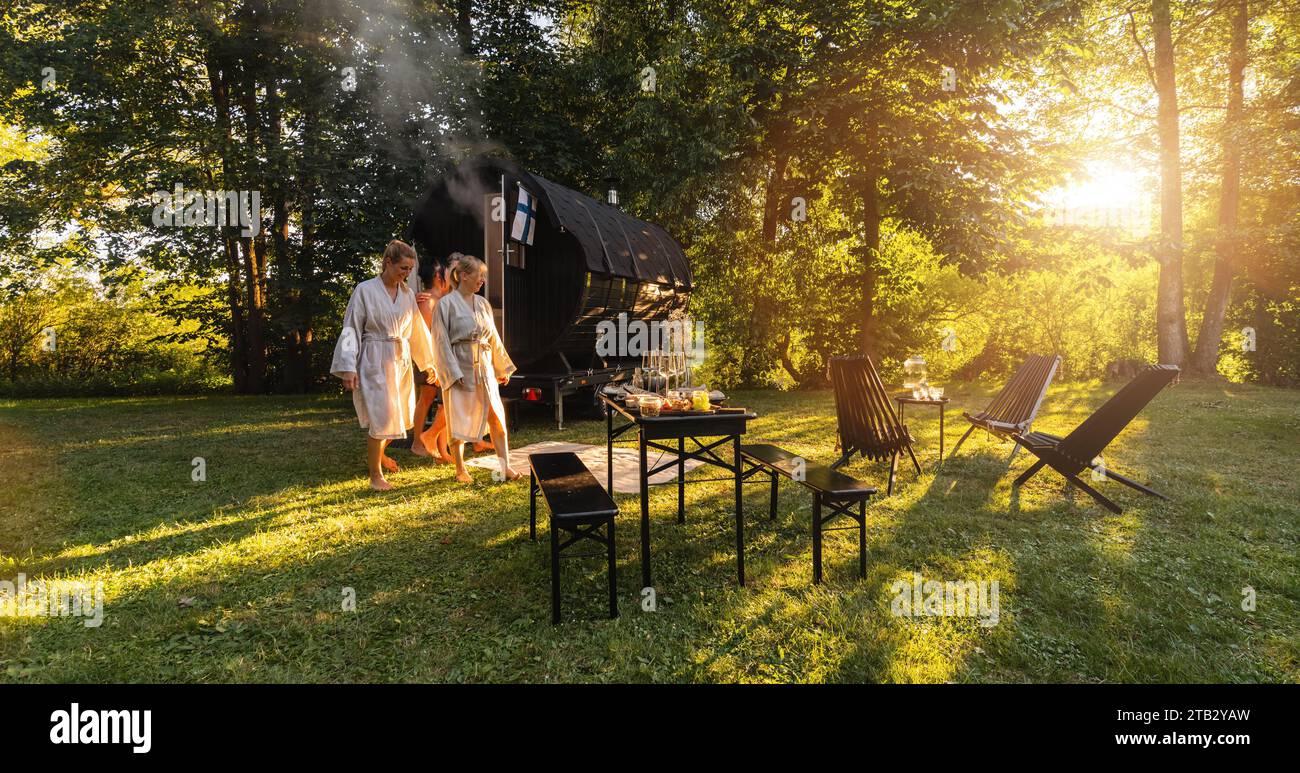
[[528, 452, 619, 624], [739, 443, 878, 584]]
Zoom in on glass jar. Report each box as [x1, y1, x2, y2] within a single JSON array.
[[903, 356, 927, 389]]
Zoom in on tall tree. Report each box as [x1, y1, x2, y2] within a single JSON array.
[[1150, 0, 1192, 366], [1190, 0, 1247, 374]]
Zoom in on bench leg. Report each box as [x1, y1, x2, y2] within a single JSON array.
[[812, 493, 823, 585], [769, 470, 779, 520], [607, 518, 618, 619], [529, 469, 538, 541], [550, 521, 561, 624], [858, 500, 867, 579]]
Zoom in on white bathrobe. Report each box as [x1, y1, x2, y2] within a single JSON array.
[[431, 291, 516, 442], [331, 277, 437, 440]]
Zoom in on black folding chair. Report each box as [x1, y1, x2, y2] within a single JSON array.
[[829, 356, 921, 495], [949, 353, 1060, 465], [1011, 364, 1179, 514]]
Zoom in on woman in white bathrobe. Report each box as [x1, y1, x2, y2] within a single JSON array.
[[430, 254, 521, 484], [331, 240, 437, 491]]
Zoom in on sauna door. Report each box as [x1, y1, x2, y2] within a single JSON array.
[[483, 192, 506, 342]]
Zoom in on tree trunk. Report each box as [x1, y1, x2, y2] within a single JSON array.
[[265, 77, 301, 392], [239, 235, 268, 393], [238, 60, 267, 393], [456, 0, 473, 55], [1191, 0, 1248, 375], [761, 154, 788, 244], [206, 47, 249, 393], [293, 104, 322, 393], [1152, 0, 1191, 366]]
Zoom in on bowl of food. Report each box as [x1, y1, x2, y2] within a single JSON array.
[[639, 395, 663, 417]]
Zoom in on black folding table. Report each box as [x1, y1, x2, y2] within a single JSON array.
[[601, 395, 757, 589]]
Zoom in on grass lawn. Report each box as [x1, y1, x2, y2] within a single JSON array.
[[0, 379, 1296, 683]]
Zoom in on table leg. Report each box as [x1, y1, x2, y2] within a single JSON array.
[[677, 436, 685, 524], [812, 493, 823, 585], [640, 428, 651, 590], [734, 434, 744, 587], [858, 500, 867, 578], [606, 404, 614, 494]]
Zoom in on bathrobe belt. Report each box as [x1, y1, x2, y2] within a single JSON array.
[[362, 333, 411, 366], [456, 336, 492, 386]]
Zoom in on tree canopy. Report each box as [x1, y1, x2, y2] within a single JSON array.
[[1, 0, 1296, 392]]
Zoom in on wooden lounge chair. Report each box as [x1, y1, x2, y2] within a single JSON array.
[[1010, 364, 1179, 514], [829, 355, 921, 495], [949, 353, 1061, 464]]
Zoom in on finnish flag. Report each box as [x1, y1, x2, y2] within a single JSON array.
[[510, 184, 537, 246]]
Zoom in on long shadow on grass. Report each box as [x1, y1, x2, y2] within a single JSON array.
[[3, 384, 1288, 682]]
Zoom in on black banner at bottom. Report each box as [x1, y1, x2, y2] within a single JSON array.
[[5, 683, 1286, 760]]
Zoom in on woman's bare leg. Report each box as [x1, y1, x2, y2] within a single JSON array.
[[367, 437, 392, 491], [487, 411, 521, 480], [379, 439, 399, 472], [425, 405, 453, 463], [451, 440, 472, 483], [411, 385, 438, 457]]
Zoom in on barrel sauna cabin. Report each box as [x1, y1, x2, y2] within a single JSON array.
[[405, 155, 693, 427]]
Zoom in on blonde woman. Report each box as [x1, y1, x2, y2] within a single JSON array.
[[430, 255, 521, 483], [331, 240, 437, 491], [411, 256, 455, 461]]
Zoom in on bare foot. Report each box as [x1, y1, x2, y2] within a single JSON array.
[[381, 455, 399, 473], [501, 467, 523, 481], [472, 440, 493, 454], [370, 476, 393, 491], [419, 430, 448, 463], [455, 469, 473, 484]]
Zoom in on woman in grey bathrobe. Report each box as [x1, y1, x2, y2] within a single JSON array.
[[430, 255, 521, 484]]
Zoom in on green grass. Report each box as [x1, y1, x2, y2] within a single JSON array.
[[0, 380, 1296, 683]]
